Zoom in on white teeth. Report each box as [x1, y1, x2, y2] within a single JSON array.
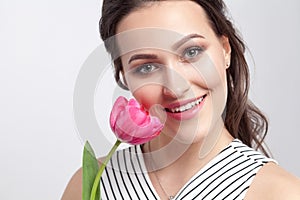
[[169, 96, 205, 113], [186, 103, 192, 110]]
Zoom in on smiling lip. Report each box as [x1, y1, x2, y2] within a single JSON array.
[[164, 94, 207, 120]]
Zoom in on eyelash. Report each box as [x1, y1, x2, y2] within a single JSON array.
[[132, 46, 205, 75], [181, 46, 204, 61], [133, 63, 160, 75]]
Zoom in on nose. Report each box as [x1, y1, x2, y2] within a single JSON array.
[[162, 65, 190, 99]]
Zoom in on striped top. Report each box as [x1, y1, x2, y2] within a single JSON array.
[[100, 139, 276, 200]]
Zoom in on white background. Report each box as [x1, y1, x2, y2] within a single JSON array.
[[0, 0, 299, 199]]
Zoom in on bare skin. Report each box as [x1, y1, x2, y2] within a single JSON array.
[[62, 1, 300, 199], [62, 131, 300, 200]]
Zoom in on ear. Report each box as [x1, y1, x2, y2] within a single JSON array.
[[221, 36, 231, 69]]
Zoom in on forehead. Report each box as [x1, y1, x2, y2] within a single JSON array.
[[116, 1, 210, 33], [114, 1, 215, 56]]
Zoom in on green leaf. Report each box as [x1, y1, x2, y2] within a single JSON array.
[[82, 141, 100, 200]]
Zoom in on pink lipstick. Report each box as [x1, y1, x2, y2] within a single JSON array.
[[165, 94, 207, 120]]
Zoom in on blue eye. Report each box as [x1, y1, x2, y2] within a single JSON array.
[[134, 63, 159, 75], [182, 46, 204, 60]]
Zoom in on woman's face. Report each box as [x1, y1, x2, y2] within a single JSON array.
[[115, 1, 231, 144]]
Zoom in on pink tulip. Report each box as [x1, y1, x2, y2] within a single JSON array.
[[110, 96, 164, 145]]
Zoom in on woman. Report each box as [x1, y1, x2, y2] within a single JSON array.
[[62, 0, 300, 199]]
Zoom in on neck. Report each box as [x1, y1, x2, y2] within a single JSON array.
[[142, 126, 234, 199], [144, 125, 234, 175]]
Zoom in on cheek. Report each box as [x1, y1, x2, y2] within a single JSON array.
[[190, 54, 227, 89], [131, 85, 162, 109]]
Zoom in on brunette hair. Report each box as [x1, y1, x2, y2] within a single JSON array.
[[99, 0, 270, 156]]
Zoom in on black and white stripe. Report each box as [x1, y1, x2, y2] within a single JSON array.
[[100, 145, 158, 200], [100, 139, 276, 200]]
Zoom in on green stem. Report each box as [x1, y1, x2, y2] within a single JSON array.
[[90, 140, 122, 200]]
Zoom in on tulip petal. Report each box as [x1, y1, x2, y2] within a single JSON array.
[[110, 96, 128, 131], [110, 97, 164, 145]]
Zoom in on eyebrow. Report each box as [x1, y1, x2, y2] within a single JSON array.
[[128, 54, 158, 64], [172, 33, 205, 50], [127, 33, 205, 64]]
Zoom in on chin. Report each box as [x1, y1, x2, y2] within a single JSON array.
[[162, 122, 210, 145]]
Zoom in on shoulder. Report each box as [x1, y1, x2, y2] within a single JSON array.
[[61, 168, 83, 200], [245, 162, 300, 200], [61, 145, 139, 200]]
